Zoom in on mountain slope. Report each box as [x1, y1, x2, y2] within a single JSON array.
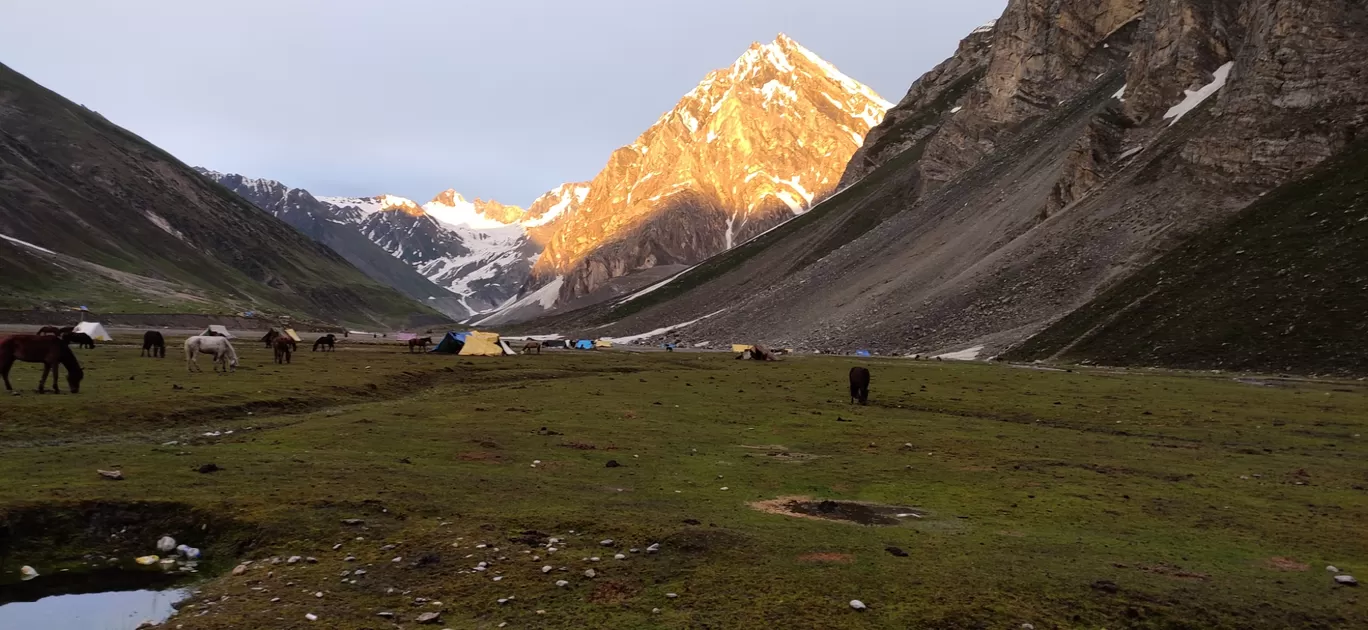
[[1005, 137, 1368, 375], [516, 0, 1368, 369], [486, 34, 889, 323], [0, 62, 438, 328], [199, 170, 469, 319]]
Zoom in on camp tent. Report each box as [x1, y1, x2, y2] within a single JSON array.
[[542, 340, 570, 349], [574, 340, 595, 350], [459, 331, 506, 356], [429, 332, 466, 354], [200, 325, 235, 339], [73, 321, 113, 342], [283, 328, 302, 342], [855, 350, 872, 357], [594, 340, 613, 349], [497, 339, 517, 355], [731, 344, 754, 354]]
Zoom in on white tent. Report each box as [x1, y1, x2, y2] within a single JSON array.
[[73, 321, 113, 341], [201, 325, 235, 339], [498, 339, 517, 356]]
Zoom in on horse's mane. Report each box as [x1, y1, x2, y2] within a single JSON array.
[[223, 338, 239, 364], [58, 341, 83, 376]]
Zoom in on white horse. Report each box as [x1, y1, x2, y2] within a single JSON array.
[[185, 336, 239, 373]]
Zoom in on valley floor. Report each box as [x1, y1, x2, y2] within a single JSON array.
[[0, 340, 1364, 628]]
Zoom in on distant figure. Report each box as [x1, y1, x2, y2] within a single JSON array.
[[36, 326, 61, 336], [63, 332, 96, 349], [314, 334, 337, 352], [849, 367, 870, 406], [185, 336, 238, 373], [273, 335, 296, 364], [1, 334, 84, 394], [344, 331, 349, 338], [141, 331, 166, 358], [261, 329, 280, 347]]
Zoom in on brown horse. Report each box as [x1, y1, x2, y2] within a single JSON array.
[[521, 341, 541, 355], [273, 335, 296, 364], [407, 337, 431, 353], [313, 334, 337, 352], [262, 329, 280, 347], [63, 332, 96, 349], [849, 367, 870, 406], [1, 335, 84, 394], [141, 331, 166, 358], [36, 326, 60, 336]]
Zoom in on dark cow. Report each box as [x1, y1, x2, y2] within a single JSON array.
[[849, 367, 870, 405]]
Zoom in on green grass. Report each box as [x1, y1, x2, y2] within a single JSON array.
[[1, 342, 1365, 628]]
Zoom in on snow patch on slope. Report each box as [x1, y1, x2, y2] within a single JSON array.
[[1164, 62, 1234, 125], [604, 309, 728, 344], [0, 233, 57, 255]]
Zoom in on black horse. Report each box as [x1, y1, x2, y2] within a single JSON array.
[[63, 332, 96, 349], [141, 331, 166, 358], [313, 334, 336, 352], [849, 367, 870, 405]]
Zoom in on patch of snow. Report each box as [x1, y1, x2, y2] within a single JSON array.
[[423, 193, 516, 230], [771, 174, 814, 204], [760, 80, 799, 106], [850, 130, 864, 146], [1117, 146, 1143, 160], [143, 211, 187, 242], [706, 128, 718, 143], [971, 19, 997, 35], [724, 213, 736, 250], [950, 106, 963, 114], [935, 346, 985, 361], [678, 109, 700, 134], [523, 185, 581, 228], [604, 309, 728, 344], [786, 37, 892, 109], [770, 191, 804, 215], [1163, 62, 1234, 126], [1113, 84, 1127, 101], [0, 233, 57, 255]]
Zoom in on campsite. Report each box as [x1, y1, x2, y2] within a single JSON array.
[[0, 328, 1364, 628]]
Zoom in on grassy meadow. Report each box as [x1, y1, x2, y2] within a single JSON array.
[[0, 337, 1364, 628]]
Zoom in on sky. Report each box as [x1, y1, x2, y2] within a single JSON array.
[[0, 0, 1005, 206]]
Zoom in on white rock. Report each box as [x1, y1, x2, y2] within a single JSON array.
[[476, 544, 488, 549], [1327, 565, 1340, 573], [492, 576, 503, 582], [646, 543, 660, 553], [614, 554, 625, 560], [497, 598, 508, 604], [314, 591, 323, 598], [19, 565, 38, 580], [287, 556, 301, 565], [583, 569, 597, 578], [590, 557, 600, 562], [666, 592, 678, 598], [652, 608, 662, 614], [305, 613, 318, 621], [850, 600, 867, 611], [1022, 625, 1036, 630], [600, 539, 614, 546], [392, 557, 402, 563], [542, 565, 553, 573], [1334, 575, 1358, 585], [157, 537, 177, 553], [555, 580, 569, 587]]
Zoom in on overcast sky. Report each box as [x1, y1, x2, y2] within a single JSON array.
[[1, 0, 1005, 205]]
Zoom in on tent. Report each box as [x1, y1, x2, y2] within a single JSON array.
[[855, 350, 872, 357], [283, 328, 302, 342], [542, 340, 570, 349], [459, 331, 506, 356], [429, 332, 466, 354], [200, 325, 235, 339], [574, 340, 595, 350], [73, 321, 113, 341], [594, 340, 613, 349], [731, 344, 754, 354], [497, 339, 517, 355]]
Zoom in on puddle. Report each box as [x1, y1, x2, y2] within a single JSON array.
[[750, 497, 926, 526], [0, 584, 189, 630]]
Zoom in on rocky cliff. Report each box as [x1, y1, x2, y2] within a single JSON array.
[[522, 0, 1368, 372]]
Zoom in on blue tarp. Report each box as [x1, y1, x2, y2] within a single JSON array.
[[574, 340, 595, 350], [430, 332, 466, 354], [855, 350, 872, 357]]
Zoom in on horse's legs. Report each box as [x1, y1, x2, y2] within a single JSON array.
[[1, 355, 13, 392], [37, 364, 51, 393], [51, 363, 61, 394]]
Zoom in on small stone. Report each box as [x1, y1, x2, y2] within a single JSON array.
[[850, 600, 867, 611], [270, 597, 280, 602], [332, 543, 343, 551], [376, 612, 395, 618], [287, 556, 301, 565], [652, 608, 662, 614], [583, 569, 596, 578], [231, 564, 248, 576], [314, 591, 323, 598], [493, 576, 503, 582], [305, 613, 318, 621], [476, 544, 488, 549], [197, 463, 221, 474], [497, 598, 509, 604], [416, 611, 442, 624], [542, 565, 553, 573], [600, 539, 614, 547], [156, 536, 177, 553], [1334, 575, 1358, 586], [606, 460, 621, 468], [341, 518, 363, 526], [629, 548, 639, 553], [1327, 565, 1340, 573], [1022, 625, 1036, 630], [19, 565, 38, 580], [392, 557, 402, 563], [666, 592, 678, 599], [720, 487, 729, 491], [590, 557, 600, 562], [98, 469, 124, 481], [646, 543, 660, 553], [353, 569, 367, 576], [885, 547, 909, 557], [614, 554, 625, 560], [555, 580, 569, 587]]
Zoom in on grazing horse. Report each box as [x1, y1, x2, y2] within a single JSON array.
[[36, 326, 61, 336], [521, 341, 541, 355], [0, 335, 84, 394], [63, 332, 96, 349], [262, 329, 280, 347], [406, 336, 430, 353], [849, 367, 870, 406], [185, 335, 238, 373], [272, 335, 296, 364], [141, 331, 166, 358], [314, 334, 337, 352]]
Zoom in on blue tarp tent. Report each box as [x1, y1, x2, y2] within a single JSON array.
[[430, 332, 469, 354], [856, 350, 872, 357], [574, 340, 595, 350]]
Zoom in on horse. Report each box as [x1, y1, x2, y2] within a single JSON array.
[[36, 326, 60, 336], [272, 335, 296, 364], [521, 341, 541, 355], [0, 335, 84, 394], [185, 335, 238, 373], [262, 329, 280, 347], [314, 334, 337, 352], [849, 367, 870, 406], [141, 331, 166, 358], [407, 337, 430, 353], [63, 332, 96, 349]]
